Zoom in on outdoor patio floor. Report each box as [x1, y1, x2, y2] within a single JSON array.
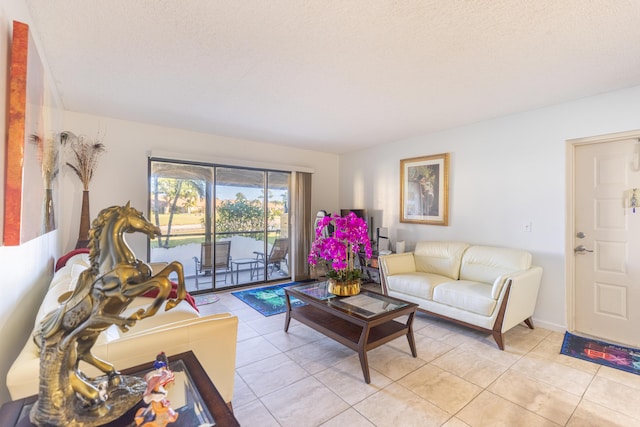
[[184, 268, 291, 294]]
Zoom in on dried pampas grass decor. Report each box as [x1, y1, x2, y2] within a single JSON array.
[[60, 131, 106, 248], [60, 131, 106, 190], [28, 133, 60, 189]]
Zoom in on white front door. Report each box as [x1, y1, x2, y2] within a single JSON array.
[[574, 137, 640, 347]]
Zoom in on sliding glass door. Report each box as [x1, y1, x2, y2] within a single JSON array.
[[148, 159, 290, 294], [215, 167, 266, 287]]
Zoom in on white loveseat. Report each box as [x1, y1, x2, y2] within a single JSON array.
[[378, 241, 543, 349], [7, 252, 239, 404]]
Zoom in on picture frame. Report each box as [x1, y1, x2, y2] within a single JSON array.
[[4, 21, 58, 245], [400, 153, 449, 225]]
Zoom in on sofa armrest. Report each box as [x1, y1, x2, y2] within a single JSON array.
[[378, 252, 416, 295], [378, 252, 416, 276], [500, 266, 543, 332]]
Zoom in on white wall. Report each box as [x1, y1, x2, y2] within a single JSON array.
[[0, 1, 62, 406], [340, 84, 640, 331], [60, 112, 341, 256]]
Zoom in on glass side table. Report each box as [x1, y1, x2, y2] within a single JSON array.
[[0, 350, 239, 427]]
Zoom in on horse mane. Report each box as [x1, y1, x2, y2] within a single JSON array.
[[88, 205, 123, 273]]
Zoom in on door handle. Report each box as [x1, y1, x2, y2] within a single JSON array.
[[574, 245, 593, 253]]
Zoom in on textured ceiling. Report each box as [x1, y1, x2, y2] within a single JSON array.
[[25, 0, 640, 154]]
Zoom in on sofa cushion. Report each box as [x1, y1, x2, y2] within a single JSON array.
[[432, 280, 497, 316], [55, 248, 91, 272], [386, 272, 450, 300], [36, 278, 77, 327], [120, 298, 201, 335], [49, 254, 90, 289], [414, 241, 469, 279], [459, 245, 531, 285]]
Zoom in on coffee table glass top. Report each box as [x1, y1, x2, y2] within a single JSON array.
[[290, 281, 409, 318]]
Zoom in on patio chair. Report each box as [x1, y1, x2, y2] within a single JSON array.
[[254, 238, 289, 279], [193, 241, 232, 288]]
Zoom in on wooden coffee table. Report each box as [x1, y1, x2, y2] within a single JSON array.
[[284, 281, 418, 383]]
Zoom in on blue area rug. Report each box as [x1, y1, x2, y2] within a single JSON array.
[[561, 332, 640, 375], [231, 282, 307, 316]]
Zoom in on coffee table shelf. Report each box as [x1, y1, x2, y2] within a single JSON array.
[[285, 282, 418, 383], [291, 304, 411, 346]]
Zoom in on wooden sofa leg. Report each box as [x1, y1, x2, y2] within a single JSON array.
[[492, 331, 505, 350], [524, 317, 534, 329], [490, 282, 511, 351]]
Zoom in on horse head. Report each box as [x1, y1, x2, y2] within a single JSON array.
[[89, 202, 161, 274], [120, 201, 161, 239]]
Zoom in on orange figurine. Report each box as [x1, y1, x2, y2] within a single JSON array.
[[134, 352, 179, 427]]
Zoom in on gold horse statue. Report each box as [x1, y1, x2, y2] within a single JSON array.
[[30, 202, 186, 427]]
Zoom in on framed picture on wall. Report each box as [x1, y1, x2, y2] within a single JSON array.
[[4, 21, 59, 245], [400, 153, 449, 225]]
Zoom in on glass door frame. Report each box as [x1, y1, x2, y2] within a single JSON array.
[[148, 158, 291, 294]]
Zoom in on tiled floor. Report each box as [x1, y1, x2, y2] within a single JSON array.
[[198, 287, 640, 427]]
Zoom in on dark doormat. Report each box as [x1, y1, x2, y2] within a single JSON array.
[[561, 331, 640, 375]]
